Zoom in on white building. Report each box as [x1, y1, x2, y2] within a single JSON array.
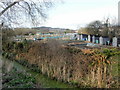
[[112, 37, 120, 47]]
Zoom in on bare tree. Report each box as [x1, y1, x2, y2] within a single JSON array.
[[0, 0, 54, 27], [78, 20, 103, 35], [0, 0, 56, 58], [87, 20, 103, 35]]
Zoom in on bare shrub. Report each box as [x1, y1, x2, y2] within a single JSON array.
[[16, 40, 116, 88]]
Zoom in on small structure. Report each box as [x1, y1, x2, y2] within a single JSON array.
[[95, 36, 100, 44], [92, 36, 95, 43], [88, 35, 92, 42], [92, 35, 100, 44], [80, 34, 83, 40], [99, 36, 110, 45], [112, 37, 120, 47], [77, 34, 81, 40], [88, 35, 91, 42], [73, 34, 78, 40], [80, 34, 88, 41]]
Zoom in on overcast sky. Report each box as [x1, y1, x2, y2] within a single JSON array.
[[38, 0, 119, 30]]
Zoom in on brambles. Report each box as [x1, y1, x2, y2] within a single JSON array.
[[101, 48, 120, 58], [2, 40, 119, 88]]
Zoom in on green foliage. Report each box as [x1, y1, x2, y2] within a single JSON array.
[[66, 47, 82, 54], [16, 43, 24, 50], [2, 28, 15, 43], [2, 68, 36, 88], [2, 39, 120, 88], [2, 40, 30, 58], [2, 58, 76, 88], [16, 59, 41, 73], [2, 52, 16, 59], [101, 48, 120, 58]]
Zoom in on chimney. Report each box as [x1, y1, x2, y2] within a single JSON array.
[[118, 1, 120, 26]]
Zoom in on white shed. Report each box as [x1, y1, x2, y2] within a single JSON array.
[[112, 37, 120, 47]]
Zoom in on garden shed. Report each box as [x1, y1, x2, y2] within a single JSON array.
[[112, 36, 120, 47]]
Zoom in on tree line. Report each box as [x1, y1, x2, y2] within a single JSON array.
[[78, 19, 120, 40]]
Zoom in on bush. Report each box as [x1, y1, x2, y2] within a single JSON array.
[[3, 39, 119, 88], [101, 48, 120, 58]]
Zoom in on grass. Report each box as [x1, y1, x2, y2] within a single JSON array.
[[109, 55, 120, 77], [2, 67, 37, 88], [2, 58, 77, 88], [108, 55, 120, 88], [14, 63, 76, 88]]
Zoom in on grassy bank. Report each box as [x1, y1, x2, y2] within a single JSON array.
[[2, 58, 77, 88]]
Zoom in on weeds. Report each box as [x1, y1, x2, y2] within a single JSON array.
[[2, 40, 120, 88]]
